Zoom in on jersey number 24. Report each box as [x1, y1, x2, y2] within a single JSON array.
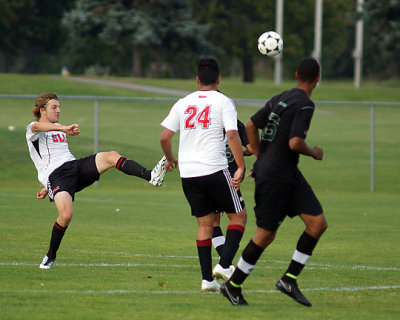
[[184, 106, 211, 129]]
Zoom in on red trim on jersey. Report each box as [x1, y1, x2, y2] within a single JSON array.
[[227, 224, 245, 233], [116, 157, 126, 170], [196, 239, 212, 247]]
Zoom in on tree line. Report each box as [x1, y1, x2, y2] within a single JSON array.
[[0, 0, 399, 82]]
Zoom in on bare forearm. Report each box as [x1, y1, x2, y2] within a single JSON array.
[[33, 122, 80, 136], [32, 122, 65, 133], [160, 128, 178, 171], [160, 129, 174, 159], [160, 139, 174, 161], [289, 137, 323, 160]]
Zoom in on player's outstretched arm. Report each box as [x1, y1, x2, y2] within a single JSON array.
[[289, 136, 323, 160], [36, 188, 48, 199], [32, 122, 80, 136]]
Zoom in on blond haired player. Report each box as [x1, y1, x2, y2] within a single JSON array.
[[26, 92, 166, 269]]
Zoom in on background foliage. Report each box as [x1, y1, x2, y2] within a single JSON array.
[[0, 0, 399, 81]]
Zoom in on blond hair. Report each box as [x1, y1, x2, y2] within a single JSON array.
[[32, 93, 59, 120]]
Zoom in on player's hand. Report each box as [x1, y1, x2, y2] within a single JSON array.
[[36, 188, 48, 199], [246, 168, 255, 181], [165, 157, 178, 172], [231, 167, 245, 192], [312, 146, 323, 160], [64, 124, 80, 136]]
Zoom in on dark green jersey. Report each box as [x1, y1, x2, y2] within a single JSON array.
[[251, 88, 315, 183], [225, 120, 249, 175]]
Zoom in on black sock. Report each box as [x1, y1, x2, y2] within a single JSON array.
[[197, 239, 213, 281], [230, 240, 264, 286], [219, 224, 245, 268], [212, 226, 225, 257], [116, 157, 151, 181], [282, 231, 319, 283], [47, 221, 67, 260]]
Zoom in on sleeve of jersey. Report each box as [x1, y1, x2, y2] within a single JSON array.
[[250, 101, 271, 129], [222, 99, 238, 131], [237, 120, 249, 146], [289, 106, 315, 139], [160, 102, 180, 132], [26, 122, 39, 141]]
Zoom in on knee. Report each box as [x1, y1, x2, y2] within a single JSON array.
[[253, 229, 276, 249], [228, 209, 247, 226], [58, 212, 73, 227], [321, 219, 328, 233], [237, 210, 247, 225], [256, 234, 275, 249], [265, 232, 276, 246], [64, 214, 73, 226], [307, 217, 328, 239], [317, 215, 328, 234], [107, 151, 121, 165]]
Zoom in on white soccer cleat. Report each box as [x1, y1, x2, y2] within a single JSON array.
[[213, 264, 235, 280], [201, 279, 221, 292], [39, 255, 55, 269], [149, 155, 167, 187]]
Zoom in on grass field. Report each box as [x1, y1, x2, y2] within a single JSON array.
[[0, 74, 399, 319]]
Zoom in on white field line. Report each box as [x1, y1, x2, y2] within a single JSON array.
[[0, 262, 196, 268], [0, 285, 399, 296], [0, 248, 398, 272], [0, 261, 398, 271]]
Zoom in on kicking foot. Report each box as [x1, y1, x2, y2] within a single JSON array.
[[149, 155, 167, 187]]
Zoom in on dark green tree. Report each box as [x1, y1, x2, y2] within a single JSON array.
[[63, 0, 215, 77], [363, 0, 400, 78], [193, 0, 381, 81], [193, 0, 275, 82], [0, 0, 75, 73]]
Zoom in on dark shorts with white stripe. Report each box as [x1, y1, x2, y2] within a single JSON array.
[[47, 154, 100, 202], [181, 169, 245, 217]]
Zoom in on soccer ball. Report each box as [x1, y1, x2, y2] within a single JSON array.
[[258, 31, 283, 57]]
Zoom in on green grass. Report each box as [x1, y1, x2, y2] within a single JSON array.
[[1, 189, 399, 320], [1, 73, 400, 101], [0, 74, 399, 319]]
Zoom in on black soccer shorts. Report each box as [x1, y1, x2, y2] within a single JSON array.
[[47, 154, 100, 201], [254, 170, 323, 231], [181, 169, 245, 217]]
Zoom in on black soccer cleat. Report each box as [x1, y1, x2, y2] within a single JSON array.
[[220, 282, 248, 306], [275, 278, 312, 307]]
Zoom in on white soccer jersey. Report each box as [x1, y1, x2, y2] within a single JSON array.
[[161, 90, 238, 178], [26, 122, 76, 187]]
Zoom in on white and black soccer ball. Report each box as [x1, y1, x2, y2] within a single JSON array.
[[257, 31, 283, 57]]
